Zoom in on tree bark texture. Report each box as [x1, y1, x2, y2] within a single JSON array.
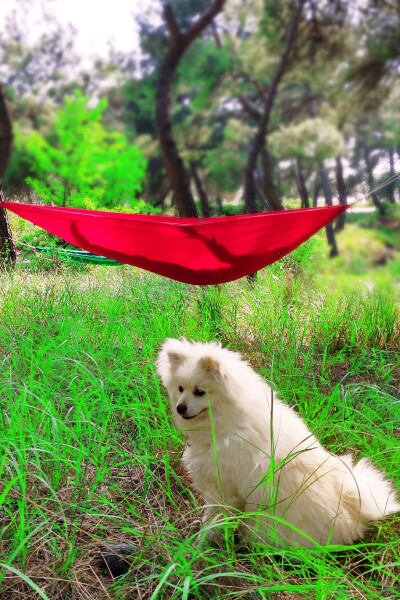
[[260, 145, 283, 210], [0, 83, 16, 266], [294, 159, 309, 208], [238, 97, 282, 211], [319, 163, 339, 258], [364, 149, 385, 215], [244, 0, 305, 214], [152, 184, 171, 209], [334, 155, 347, 231], [156, 1, 226, 218], [312, 184, 320, 208], [254, 169, 272, 210], [190, 162, 211, 217]]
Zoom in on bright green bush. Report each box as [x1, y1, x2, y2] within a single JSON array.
[[25, 91, 151, 212]]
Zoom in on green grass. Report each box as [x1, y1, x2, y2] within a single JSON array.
[[0, 233, 400, 599], [346, 205, 400, 251]]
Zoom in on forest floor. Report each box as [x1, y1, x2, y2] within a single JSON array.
[[0, 208, 399, 599]]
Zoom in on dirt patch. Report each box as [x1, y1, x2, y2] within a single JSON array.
[[378, 218, 400, 230]]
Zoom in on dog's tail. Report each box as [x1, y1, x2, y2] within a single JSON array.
[[344, 455, 400, 522]]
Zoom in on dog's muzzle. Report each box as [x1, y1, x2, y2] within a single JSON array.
[[176, 404, 206, 420]]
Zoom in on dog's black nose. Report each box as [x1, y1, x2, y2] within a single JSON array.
[[177, 404, 187, 415]]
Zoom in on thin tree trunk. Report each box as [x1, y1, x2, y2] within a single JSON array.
[[334, 155, 347, 231], [260, 145, 283, 210], [238, 94, 282, 211], [153, 185, 171, 209], [319, 163, 339, 258], [216, 195, 223, 215], [255, 169, 272, 210], [156, 1, 225, 218], [244, 0, 304, 214], [305, 82, 340, 247], [0, 83, 16, 266], [312, 183, 320, 207], [294, 159, 309, 208], [156, 46, 197, 217], [364, 149, 385, 215], [190, 162, 211, 217]]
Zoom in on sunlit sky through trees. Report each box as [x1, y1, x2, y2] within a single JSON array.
[[0, 0, 161, 67]]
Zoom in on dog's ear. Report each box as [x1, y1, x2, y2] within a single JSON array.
[[165, 338, 187, 366], [156, 338, 187, 384], [199, 356, 223, 378], [166, 350, 186, 365]]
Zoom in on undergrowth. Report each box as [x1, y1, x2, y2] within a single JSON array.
[[0, 236, 399, 599]]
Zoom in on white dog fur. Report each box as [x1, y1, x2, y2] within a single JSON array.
[[156, 338, 399, 548]]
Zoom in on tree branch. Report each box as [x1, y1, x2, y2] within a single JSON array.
[[244, 0, 305, 213], [237, 95, 262, 122], [210, 21, 222, 48], [182, 0, 226, 52], [251, 77, 268, 102], [164, 4, 182, 47], [157, 1, 226, 217], [261, 0, 305, 124]]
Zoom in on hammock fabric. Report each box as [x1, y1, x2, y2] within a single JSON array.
[[0, 201, 348, 285]]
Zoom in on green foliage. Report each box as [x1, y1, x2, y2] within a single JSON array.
[[25, 91, 150, 211], [178, 41, 232, 111], [3, 129, 36, 190], [204, 120, 251, 192], [122, 74, 157, 137], [269, 118, 345, 163], [9, 213, 58, 249], [204, 146, 245, 192], [221, 204, 243, 216]]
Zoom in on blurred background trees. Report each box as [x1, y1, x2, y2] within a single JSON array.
[[0, 0, 399, 221]]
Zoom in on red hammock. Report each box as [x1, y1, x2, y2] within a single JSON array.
[[0, 201, 348, 285]]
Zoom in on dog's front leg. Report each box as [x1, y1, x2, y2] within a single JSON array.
[[199, 500, 224, 543], [198, 496, 242, 545]]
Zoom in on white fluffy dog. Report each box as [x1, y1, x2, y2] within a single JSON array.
[[156, 339, 399, 548]]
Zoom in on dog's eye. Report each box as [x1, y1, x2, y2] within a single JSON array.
[[194, 389, 205, 397], [178, 386, 184, 393]]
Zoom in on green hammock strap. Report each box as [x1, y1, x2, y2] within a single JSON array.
[[21, 245, 122, 266]]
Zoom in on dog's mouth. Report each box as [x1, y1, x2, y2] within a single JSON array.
[[179, 408, 208, 420]]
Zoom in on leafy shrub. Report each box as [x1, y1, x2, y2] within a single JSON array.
[[24, 90, 152, 212]]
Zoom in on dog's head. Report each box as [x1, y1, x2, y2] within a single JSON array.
[[156, 338, 231, 423]]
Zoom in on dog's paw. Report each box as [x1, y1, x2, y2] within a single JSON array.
[[196, 527, 217, 548]]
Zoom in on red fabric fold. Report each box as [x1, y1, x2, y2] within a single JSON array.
[[0, 201, 348, 285]]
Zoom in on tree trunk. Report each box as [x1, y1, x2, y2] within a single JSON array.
[[216, 195, 223, 215], [319, 163, 339, 258], [255, 169, 272, 210], [312, 183, 320, 207], [244, 0, 304, 214], [260, 145, 283, 210], [294, 159, 309, 208], [190, 162, 211, 217], [0, 83, 16, 266], [156, 47, 197, 217], [153, 184, 171, 209], [334, 155, 347, 231], [156, 1, 226, 218], [364, 149, 385, 215]]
